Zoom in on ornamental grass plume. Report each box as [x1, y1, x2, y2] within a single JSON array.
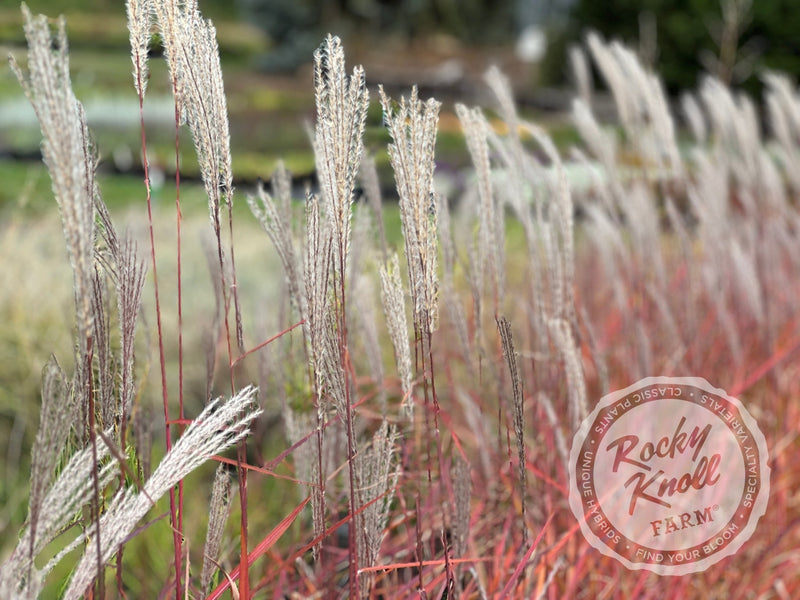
[[200, 464, 237, 596], [9, 6, 96, 436], [379, 86, 441, 340], [496, 316, 527, 544], [152, 0, 233, 231], [0, 431, 116, 600], [585, 31, 682, 177], [63, 387, 261, 600], [380, 253, 413, 408], [248, 163, 305, 320], [455, 101, 504, 318], [313, 34, 369, 291], [125, 0, 152, 100], [355, 420, 400, 596]]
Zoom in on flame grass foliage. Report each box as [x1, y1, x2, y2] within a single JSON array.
[[2, 1, 800, 598]]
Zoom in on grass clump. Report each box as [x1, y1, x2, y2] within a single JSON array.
[[1, 2, 799, 599]]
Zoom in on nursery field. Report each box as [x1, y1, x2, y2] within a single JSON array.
[[1, 1, 799, 599]]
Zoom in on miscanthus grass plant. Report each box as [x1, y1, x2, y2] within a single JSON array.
[[2, 1, 800, 598]]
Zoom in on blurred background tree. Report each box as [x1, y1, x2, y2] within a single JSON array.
[[546, 0, 800, 94], [236, 0, 522, 71], [11, 0, 799, 92], [232, 0, 800, 96]]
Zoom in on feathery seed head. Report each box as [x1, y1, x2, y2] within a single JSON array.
[[125, 0, 152, 98], [380, 86, 441, 333], [11, 5, 96, 346], [313, 35, 369, 275], [380, 254, 413, 406]]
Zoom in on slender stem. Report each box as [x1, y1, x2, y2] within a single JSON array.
[[228, 204, 244, 355], [415, 493, 427, 598], [336, 245, 359, 600], [172, 88, 185, 599], [424, 321, 453, 585], [135, 68, 180, 600], [214, 207, 250, 598], [231, 319, 305, 369]]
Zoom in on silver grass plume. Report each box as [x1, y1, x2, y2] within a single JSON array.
[[63, 386, 261, 599], [510, 118, 578, 331], [482, 74, 536, 239], [455, 102, 504, 315], [153, 0, 233, 229], [201, 464, 237, 596], [90, 268, 114, 427], [355, 421, 400, 595], [303, 193, 334, 404], [301, 192, 333, 561], [248, 163, 305, 318], [699, 77, 763, 193], [548, 318, 587, 431], [584, 203, 631, 316], [569, 44, 592, 106], [380, 254, 413, 410], [496, 316, 527, 544], [125, 0, 152, 99], [116, 235, 147, 418], [451, 454, 472, 596], [25, 358, 74, 574], [763, 73, 800, 194], [618, 182, 666, 292], [0, 431, 116, 599], [478, 67, 516, 306], [153, 0, 244, 353], [700, 75, 790, 230], [481, 69, 550, 351], [571, 97, 619, 186], [283, 408, 324, 560], [681, 92, 708, 143], [10, 5, 96, 354], [483, 67, 533, 222], [585, 32, 682, 177], [313, 35, 369, 284], [380, 86, 441, 334], [319, 309, 350, 421]]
